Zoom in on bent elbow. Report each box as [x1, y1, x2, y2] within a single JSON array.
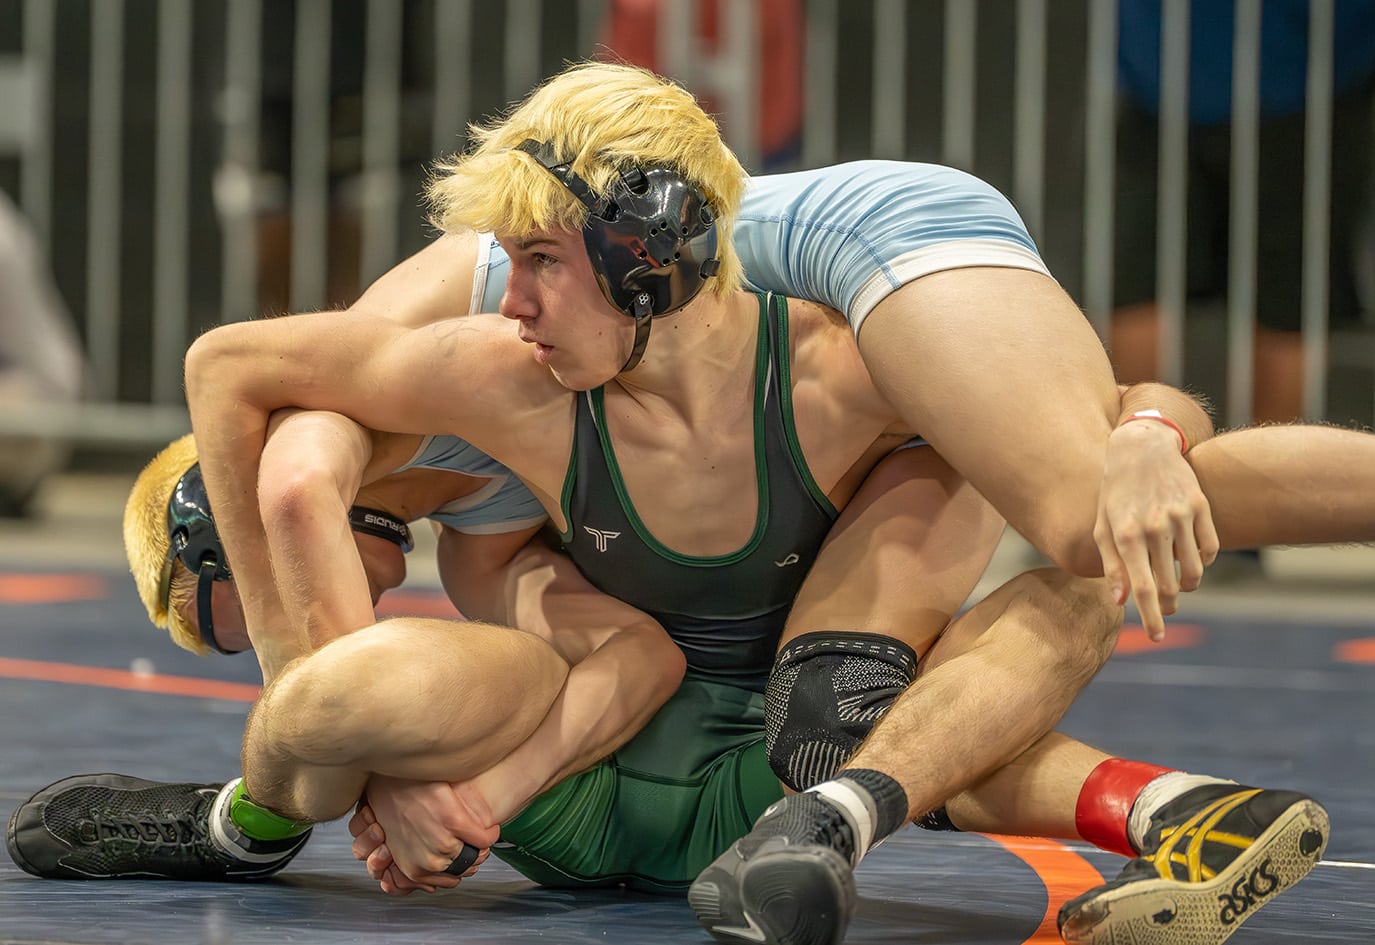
[[184, 324, 242, 403]]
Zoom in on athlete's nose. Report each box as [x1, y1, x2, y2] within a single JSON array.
[[498, 278, 536, 322]]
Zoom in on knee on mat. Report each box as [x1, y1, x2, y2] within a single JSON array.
[[764, 631, 919, 791]]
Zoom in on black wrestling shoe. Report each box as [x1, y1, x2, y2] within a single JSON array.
[[1058, 784, 1328, 945], [689, 791, 858, 945], [7, 774, 309, 880]]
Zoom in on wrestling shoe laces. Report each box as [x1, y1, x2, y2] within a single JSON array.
[[1058, 783, 1328, 945], [689, 791, 859, 945], [7, 773, 310, 881]]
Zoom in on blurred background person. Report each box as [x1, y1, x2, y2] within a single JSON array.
[[0, 190, 87, 518], [1109, 0, 1375, 424]]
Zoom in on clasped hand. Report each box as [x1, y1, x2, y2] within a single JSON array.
[[348, 775, 499, 895]]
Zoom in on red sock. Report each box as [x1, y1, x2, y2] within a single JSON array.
[[1074, 758, 1175, 858]]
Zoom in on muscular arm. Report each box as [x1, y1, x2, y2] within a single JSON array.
[[257, 410, 386, 655], [1098, 382, 1219, 636], [452, 537, 684, 822], [183, 293, 558, 673]]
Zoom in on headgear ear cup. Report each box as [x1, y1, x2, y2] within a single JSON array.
[[515, 139, 720, 370]]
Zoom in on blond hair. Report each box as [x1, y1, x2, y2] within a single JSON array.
[[427, 61, 746, 297], [123, 434, 209, 655]]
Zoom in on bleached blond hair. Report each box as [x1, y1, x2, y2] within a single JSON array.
[[426, 61, 747, 297], [122, 434, 209, 655]]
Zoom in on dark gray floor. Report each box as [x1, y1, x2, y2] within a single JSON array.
[[1, 568, 1371, 944]]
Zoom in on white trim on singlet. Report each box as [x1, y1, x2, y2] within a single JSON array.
[[849, 238, 1052, 337]]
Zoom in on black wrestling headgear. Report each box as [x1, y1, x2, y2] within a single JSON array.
[[157, 462, 238, 654], [515, 138, 721, 371]]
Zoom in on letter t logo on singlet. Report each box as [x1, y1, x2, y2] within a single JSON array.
[[583, 525, 622, 552]]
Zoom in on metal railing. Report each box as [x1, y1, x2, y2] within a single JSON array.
[[0, 0, 1368, 449]]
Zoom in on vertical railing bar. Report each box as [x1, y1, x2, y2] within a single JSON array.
[[432, 0, 474, 159], [290, 0, 331, 312], [1014, 0, 1048, 243], [503, 0, 541, 101], [941, 0, 976, 169], [577, 0, 606, 55], [1301, 0, 1334, 420], [801, 0, 837, 168], [218, 0, 262, 324], [1226, 0, 1262, 427], [360, 0, 403, 286], [1081, 0, 1118, 336], [719, 0, 759, 169], [85, 0, 125, 399], [1156, 0, 1190, 386], [151, 0, 194, 404], [657, 2, 693, 87], [20, 0, 55, 251], [871, 0, 907, 159]]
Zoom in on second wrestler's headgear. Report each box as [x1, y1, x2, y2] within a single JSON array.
[[155, 464, 416, 656], [156, 462, 237, 654], [515, 138, 720, 371]]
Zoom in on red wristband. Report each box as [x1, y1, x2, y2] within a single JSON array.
[[1120, 410, 1188, 453]]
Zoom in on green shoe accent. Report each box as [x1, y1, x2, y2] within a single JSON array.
[[227, 779, 312, 842]]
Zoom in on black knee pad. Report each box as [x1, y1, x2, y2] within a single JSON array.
[[765, 630, 919, 792]]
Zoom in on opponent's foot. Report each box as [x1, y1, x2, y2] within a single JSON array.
[[1058, 784, 1328, 945], [7, 773, 310, 880], [689, 791, 857, 945]]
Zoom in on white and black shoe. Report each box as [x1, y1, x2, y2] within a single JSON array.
[[7, 773, 309, 881]]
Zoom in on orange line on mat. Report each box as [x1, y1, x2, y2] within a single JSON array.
[[0, 573, 108, 604], [0, 656, 260, 702], [1333, 638, 1375, 664], [1113, 624, 1202, 655], [979, 834, 1105, 944]]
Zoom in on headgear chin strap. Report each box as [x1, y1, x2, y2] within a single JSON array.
[[515, 139, 721, 371], [157, 462, 238, 654]]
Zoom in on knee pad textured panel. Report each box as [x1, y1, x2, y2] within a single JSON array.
[[765, 631, 918, 791]]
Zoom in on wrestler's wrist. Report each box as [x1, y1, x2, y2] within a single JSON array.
[[1114, 410, 1188, 453]]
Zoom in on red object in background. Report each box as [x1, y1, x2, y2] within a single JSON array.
[[600, 0, 804, 165]]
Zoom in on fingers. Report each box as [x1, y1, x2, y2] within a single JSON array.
[[379, 863, 434, 896], [348, 803, 376, 839], [1093, 519, 1131, 607], [366, 843, 393, 882], [1195, 496, 1220, 568], [352, 822, 386, 861]]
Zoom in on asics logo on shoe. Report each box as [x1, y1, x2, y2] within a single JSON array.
[[1217, 858, 1280, 926], [582, 526, 621, 552]]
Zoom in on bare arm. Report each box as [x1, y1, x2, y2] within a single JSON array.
[[1095, 382, 1218, 637], [257, 409, 383, 654], [352, 535, 684, 893], [454, 537, 684, 820], [183, 299, 557, 672]]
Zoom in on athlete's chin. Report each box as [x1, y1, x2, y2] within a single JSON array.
[[547, 363, 617, 392]]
